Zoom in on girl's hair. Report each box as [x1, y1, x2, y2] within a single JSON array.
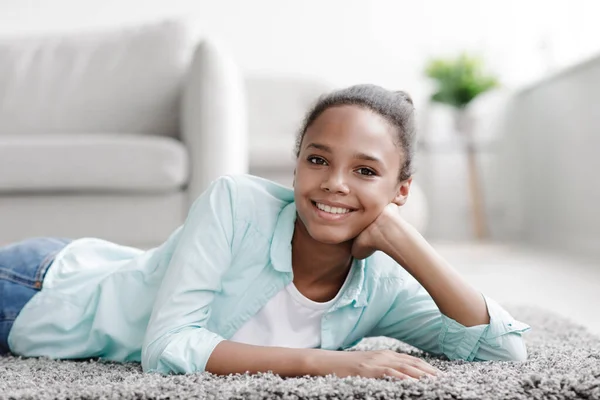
[[294, 84, 416, 181]]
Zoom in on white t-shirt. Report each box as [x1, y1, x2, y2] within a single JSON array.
[[229, 272, 353, 348]]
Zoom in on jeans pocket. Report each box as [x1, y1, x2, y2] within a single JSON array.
[[0, 237, 71, 289]]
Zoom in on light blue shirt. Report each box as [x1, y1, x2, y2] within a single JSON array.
[[9, 175, 531, 374]]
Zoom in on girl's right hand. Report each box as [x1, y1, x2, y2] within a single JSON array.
[[310, 349, 441, 380]]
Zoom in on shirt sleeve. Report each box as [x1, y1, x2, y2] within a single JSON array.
[[141, 176, 237, 374], [368, 276, 531, 362]]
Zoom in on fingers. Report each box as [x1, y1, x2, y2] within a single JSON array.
[[381, 368, 417, 381], [397, 354, 442, 376], [392, 363, 435, 379], [410, 359, 441, 377], [365, 350, 443, 381], [383, 352, 442, 379]]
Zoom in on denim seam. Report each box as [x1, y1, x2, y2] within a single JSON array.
[[0, 313, 17, 322], [0, 246, 62, 288], [35, 249, 61, 283], [0, 269, 37, 287]]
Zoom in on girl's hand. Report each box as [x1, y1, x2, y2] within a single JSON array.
[[351, 203, 407, 259], [311, 349, 441, 380]]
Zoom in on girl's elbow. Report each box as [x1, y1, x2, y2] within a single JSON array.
[[496, 337, 528, 362], [474, 335, 528, 362], [508, 342, 528, 362]]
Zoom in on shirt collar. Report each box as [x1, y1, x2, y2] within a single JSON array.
[[270, 202, 296, 274], [334, 257, 368, 309], [270, 202, 368, 308]]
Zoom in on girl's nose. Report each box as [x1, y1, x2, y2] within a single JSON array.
[[320, 172, 350, 194]]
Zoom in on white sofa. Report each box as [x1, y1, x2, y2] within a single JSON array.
[[0, 20, 247, 247], [0, 20, 428, 248]]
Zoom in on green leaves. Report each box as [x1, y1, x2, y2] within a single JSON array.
[[425, 53, 499, 108]]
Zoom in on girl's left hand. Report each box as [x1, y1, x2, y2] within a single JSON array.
[[351, 203, 407, 259]]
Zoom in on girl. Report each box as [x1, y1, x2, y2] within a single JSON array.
[[0, 85, 530, 380]]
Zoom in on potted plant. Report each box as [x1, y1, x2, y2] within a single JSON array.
[[424, 53, 499, 240]]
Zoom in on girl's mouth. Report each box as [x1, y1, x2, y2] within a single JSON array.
[[311, 201, 355, 221]]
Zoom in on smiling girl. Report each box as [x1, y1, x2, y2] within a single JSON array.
[[0, 84, 530, 380]]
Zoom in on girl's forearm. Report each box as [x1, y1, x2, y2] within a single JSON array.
[[206, 340, 323, 377], [380, 216, 490, 327]]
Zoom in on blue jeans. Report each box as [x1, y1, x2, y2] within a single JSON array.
[[0, 237, 72, 354]]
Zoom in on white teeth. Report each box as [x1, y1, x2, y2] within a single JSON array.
[[316, 202, 351, 214]]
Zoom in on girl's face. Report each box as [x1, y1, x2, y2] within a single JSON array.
[[294, 105, 411, 245]]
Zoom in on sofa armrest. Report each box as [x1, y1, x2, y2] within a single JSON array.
[[181, 38, 248, 205]]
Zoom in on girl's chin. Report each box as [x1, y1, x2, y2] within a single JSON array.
[[307, 227, 355, 246]]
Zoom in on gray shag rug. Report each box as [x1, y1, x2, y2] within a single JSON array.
[[1, 305, 599, 400]]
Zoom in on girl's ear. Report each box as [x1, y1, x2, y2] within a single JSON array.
[[392, 178, 412, 206]]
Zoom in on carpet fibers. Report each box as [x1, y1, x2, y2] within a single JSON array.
[[1, 305, 599, 399]]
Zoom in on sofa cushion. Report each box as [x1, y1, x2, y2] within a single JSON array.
[[0, 20, 191, 138], [0, 134, 189, 193]]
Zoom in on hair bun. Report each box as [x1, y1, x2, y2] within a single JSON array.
[[394, 90, 414, 105]]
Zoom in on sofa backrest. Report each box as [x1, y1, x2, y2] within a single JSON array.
[[245, 74, 336, 167], [0, 20, 191, 138]]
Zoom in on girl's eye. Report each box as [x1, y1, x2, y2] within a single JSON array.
[[307, 156, 327, 165], [356, 167, 376, 176]]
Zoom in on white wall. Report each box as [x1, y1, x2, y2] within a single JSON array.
[[2, 0, 599, 104], [494, 54, 600, 258]]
